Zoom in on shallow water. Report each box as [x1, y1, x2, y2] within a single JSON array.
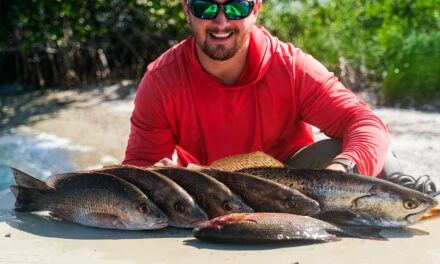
[[0, 127, 97, 190]]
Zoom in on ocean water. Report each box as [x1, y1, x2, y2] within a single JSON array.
[[0, 127, 96, 190]]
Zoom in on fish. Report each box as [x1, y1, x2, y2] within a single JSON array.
[[9, 167, 168, 230], [193, 212, 384, 243], [239, 167, 438, 227], [199, 167, 320, 216], [93, 165, 208, 228], [211, 152, 439, 227], [152, 167, 254, 218]]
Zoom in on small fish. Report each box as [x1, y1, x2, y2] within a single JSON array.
[[199, 168, 320, 216], [95, 165, 208, 228], [211, 152, 439, 227], [10, 168, 168, 230], [193, 212, 384, 243], [153, 167, 254, 218]]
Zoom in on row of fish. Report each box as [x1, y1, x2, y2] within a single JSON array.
[[9, 164, 319, 230], [9, 152, 439, 243]]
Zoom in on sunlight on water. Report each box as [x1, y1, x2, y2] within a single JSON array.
[[0, 127, 94, 190]]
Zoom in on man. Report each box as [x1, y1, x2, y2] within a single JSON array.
[[123, 0, 436, 193]]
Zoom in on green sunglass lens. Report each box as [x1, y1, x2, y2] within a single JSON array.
[[193, 1, 218, 19], [191, 1, 252, 20], [225, 2, 250, 19]]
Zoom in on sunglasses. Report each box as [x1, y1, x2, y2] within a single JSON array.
[[187, 0, 256, 20]]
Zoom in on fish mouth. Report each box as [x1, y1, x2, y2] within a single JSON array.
[[169, 219, 208, 229], [149, 219, 168, 229], [405, 205, 437, 223], [307, 206, 321, 216]]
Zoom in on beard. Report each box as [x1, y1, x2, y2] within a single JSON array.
[[196, 27, 244, 61]]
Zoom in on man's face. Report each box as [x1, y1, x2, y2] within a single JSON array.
[[183, 0, 261, 61]]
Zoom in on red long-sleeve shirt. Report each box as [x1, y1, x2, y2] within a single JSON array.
[[123, 25, 390, 176]]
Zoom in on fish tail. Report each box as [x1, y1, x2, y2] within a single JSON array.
[[10, 167, 51, 190], [10, 185, 46, 212]]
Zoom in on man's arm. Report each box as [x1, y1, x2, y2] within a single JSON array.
[[123, 72, 176, 167], [295, 50, 390, 176]]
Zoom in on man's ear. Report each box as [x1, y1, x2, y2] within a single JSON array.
[[182, 0, 191, 23], [251, 0, 262, 23]]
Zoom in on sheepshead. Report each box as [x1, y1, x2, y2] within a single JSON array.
[[212, 152, 439, 227], [193, 212, 384, 243], [199, 168, 320, 216], [94, 165, 208, 228], [10, 167, 168, 230], [153, 167, 254, 218]]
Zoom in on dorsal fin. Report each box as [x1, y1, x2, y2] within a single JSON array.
[[209, 152, 286, 172]]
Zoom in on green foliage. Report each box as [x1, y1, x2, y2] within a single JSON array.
[[260, 0, 440, 106], [1, 0, 439, 106], [0, 0, 189, 89], [382, 31, 440, 107]]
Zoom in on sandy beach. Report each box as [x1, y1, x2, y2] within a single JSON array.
[[1, 82, 439, 263]]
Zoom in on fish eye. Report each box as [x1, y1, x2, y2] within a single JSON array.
[[138, 203, 150, 214], [174, 202, 186, 213], [285, 198, 296, 208], [222, 201, 234, 211], [403, 199, 419, 209]]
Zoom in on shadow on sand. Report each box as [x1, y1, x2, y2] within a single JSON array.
[[1, 210, 193, 240]]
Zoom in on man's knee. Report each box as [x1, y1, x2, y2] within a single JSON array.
[[285, 139, 342, 169]]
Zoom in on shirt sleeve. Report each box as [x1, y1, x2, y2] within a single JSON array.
[[295, 50, 390, 176], [123, 71, 176, 167]]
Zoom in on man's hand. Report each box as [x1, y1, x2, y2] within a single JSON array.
[[325, 162, 347, 172], [154, 149, 179, 167], [153, 158, 178, 167]]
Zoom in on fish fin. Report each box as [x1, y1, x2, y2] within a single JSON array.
[[10, 185, 18, 198], [429, 191, 440, 197], [46, 172, 79, 187], [11, 185, 46, 212], [402, 227, 430, 236], [50, 211, 124, 229], [210, 152, 286, 172], [10, 167, 51, 191], [87, 213, 124, 229], [49, 211, 75, 222], [317, 211, 357, 223], [335, 225, 387, 241], [322, 234, 342, 242], [368, 184, 385, 195]]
